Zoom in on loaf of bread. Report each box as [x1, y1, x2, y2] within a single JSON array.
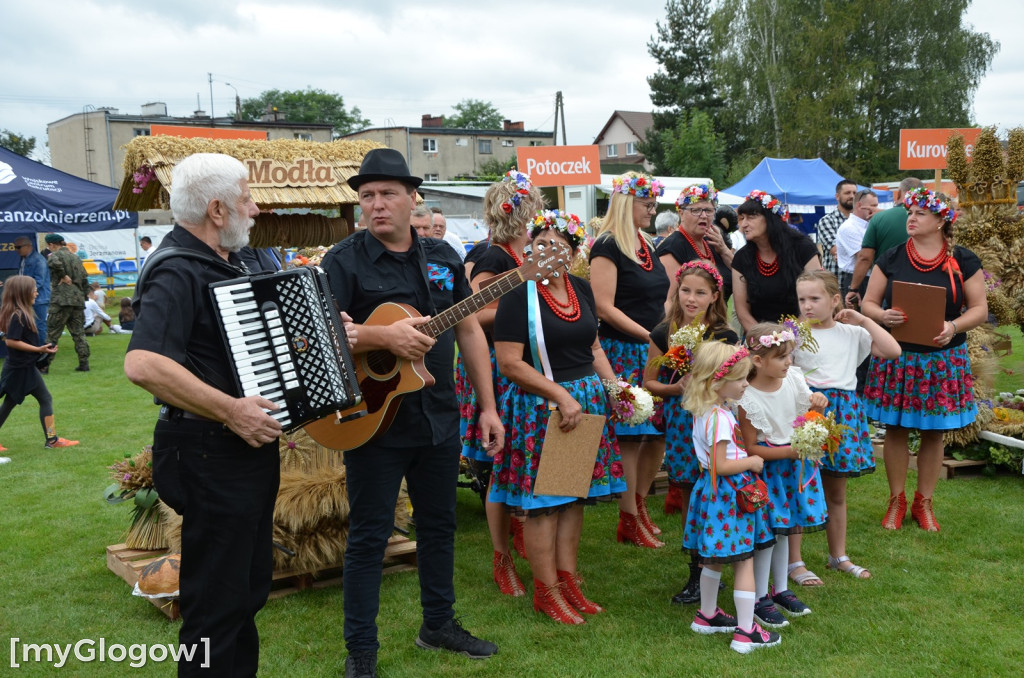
[[137, 552, 181, 596]]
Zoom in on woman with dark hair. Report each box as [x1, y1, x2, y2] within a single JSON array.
[[731, 191, 822, 332], [657, 182, 734, 301], [861, 188, 986, 532], [459, 169, 545, 597], [491, 210, 625, 624], [590, 171, 671, 548]]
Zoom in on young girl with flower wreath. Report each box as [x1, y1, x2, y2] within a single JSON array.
[[643, 260, 739, 605], [792, 270, 901, 580], [681, 342, 779, 654], [460, 169, 546, 597], [490, 210, 626, 625], [736, 322, 828, 628], [589, 171, 671, 548]]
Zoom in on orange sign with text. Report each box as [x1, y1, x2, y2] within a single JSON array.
[[516, 145, 601, 187], [898, 128, 981, 170], [150, 125, 268, 141]]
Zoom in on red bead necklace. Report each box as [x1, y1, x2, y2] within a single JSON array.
[[680, 226, 713, 260], [635, 237, 654, 271], [539, 277, 581, 322], [906, 239, 946, 272], [500, 243, 522, 267], [755, 250, 779, 277]]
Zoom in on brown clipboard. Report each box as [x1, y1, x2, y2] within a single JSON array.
[[533, 410, 606, 498], [891, 281, 946, 346]]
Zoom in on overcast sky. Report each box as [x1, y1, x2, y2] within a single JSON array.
[[1, 0, 1020, 166]]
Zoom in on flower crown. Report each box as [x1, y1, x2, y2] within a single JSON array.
[[745, 190, 786, 218], [749, 329, 795, 350], [747, 317, 819, 353], [714, 347, 749, 381], [675, 260, 724, 290], [530, 209, 586, 249], [612, 173, 665, 199], [500, 169, 534, 214], [675, 182, 718, 209], [903, 187, 957, 224]]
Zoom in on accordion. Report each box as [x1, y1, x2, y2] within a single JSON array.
[[210, 267, 362, 432]]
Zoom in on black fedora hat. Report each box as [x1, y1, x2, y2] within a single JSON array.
[[347, 148, 422, 190]]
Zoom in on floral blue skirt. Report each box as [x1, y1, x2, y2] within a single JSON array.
[[812, 387, 875, 478], [683, 470, 775, 564], [600, 337, 660, 437], [488, 374, 626, 513], [458, 347, 512, 462], [664, 397, 700, 485], [761, 457, 828, 535], [864, 343, 976, 431]]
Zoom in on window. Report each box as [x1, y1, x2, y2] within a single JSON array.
[[423, 138, 437, 152], [424, 173, 439, 181], [294, 132, 313, 141], [626, 141, 637, 155], [478, 140, 492, 154], [529, 140, 544, 146], [133, 128, 150, 137], [606, 144, 618, 158], [501, 139, 514, 147]]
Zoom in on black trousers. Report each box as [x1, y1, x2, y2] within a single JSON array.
[[153, 418, 280, 677], [342, 434, 460, 653]]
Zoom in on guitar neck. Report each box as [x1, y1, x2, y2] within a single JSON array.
[[420, 268, 523, 338]]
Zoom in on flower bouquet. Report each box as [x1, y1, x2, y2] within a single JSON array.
[[104, 446, 167, 550], [790, 411, 850, 490], [779, 315, 820, 353], [603, 379, 657, 426], [649, 317, 707, 380]]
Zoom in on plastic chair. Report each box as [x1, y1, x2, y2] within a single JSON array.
[[83, 260, 103, 276]]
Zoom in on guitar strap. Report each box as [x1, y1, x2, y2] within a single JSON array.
[[416, 238, 439, 317]]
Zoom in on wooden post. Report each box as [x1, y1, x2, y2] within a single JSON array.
[[557, 186, 565, 211], [934, 168, 942, 193]]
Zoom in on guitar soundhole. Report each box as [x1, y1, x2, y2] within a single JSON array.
[[364, 350, 397, 378]]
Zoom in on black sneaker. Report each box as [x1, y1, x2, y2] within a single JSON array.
[[690, 607, 738, 634], [415, 618, 497, 659], [754, 594, 790, 628], [344, 652, 377, 678], [772, 587, 812, 616], [730, 623, 781, 654]]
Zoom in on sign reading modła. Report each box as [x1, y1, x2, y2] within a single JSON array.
[[246, 159, 337, 188], [516, 145, 600, 187]]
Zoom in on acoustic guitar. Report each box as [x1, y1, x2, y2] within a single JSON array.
[[304, 239, 570, 451]]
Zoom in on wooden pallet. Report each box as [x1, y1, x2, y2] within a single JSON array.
[[907, 454, 988, 479], [107, 535, 418, 620], [647, 469, 670, 496]]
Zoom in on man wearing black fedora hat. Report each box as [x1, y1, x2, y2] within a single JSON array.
[[322, 148, 503, 678]]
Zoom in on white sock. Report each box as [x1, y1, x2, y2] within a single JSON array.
[[772, 537, 790, 593], [700, 568, 722, 618], [735, 590, 756, 632], [753, 546, 773, 599]]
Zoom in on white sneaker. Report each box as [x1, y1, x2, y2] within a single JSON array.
[[0, 457, 11, 464]]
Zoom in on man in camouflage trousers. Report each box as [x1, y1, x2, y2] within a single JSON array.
[[42, 234, 91, 373]]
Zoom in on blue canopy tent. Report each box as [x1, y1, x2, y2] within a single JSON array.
[[721, 157, 893, 235]]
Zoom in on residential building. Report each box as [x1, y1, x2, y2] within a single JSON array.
[[339, 115, 553, 181], [593, 110, 655, 173]]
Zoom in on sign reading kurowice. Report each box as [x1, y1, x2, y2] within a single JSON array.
[[246, 159, 338, 188], [899, 128, 981, 171]]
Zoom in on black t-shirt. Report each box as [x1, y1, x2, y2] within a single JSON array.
[[493, 276, 598, 382], [471, 245, 517, 282], [649, 321, 740, 355], [655, 230, 733, 300], [127, 225, 247, 397], [589, 234, 669, 342], [465, 239, 491, 266], [732, 235, 819, 322], [4, 313, 39, 369], [875, 244, 982, 353], [321, 229, 470, 448]]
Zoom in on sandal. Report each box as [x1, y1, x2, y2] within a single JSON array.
[[787, 561, 824, 587], [827, 555, 871, 579]]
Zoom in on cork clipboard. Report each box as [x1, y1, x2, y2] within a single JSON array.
[[534, 410, 606, 498], [891, 281, 946, 346]]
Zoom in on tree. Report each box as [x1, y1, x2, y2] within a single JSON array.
[[239, 88, 370, 137], [642, 0, 722, 175], [443, 99, 504, 130], [0, 129, 36, 157], [654, 111, 727, 184]]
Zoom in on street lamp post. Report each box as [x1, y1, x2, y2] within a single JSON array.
[[224, 82, 241, 119]]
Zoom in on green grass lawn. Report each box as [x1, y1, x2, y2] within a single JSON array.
[[1, 313, 1023, 676]]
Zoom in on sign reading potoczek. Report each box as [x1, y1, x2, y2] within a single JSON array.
[[516, 145, 601, 187], [899, 128, 982, 170]]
